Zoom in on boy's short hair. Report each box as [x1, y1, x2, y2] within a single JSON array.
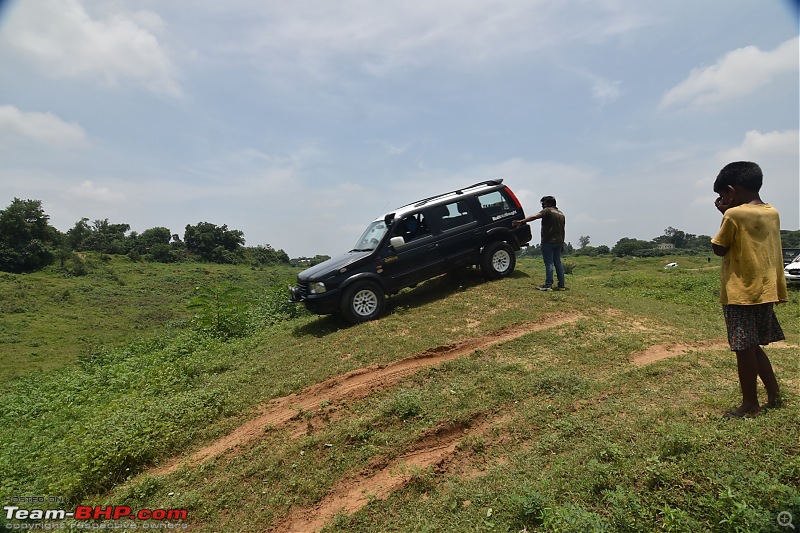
[[540, 196, 557, 207], [714, 161, 763, 193]]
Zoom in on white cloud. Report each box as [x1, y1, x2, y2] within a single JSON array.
[[558, 65, 623, 107], [591, 77, 622, 106], [713, 129, 799, 224], [469, 159, 597, 203], [368, 140, 410, 157], [660, 37, 799, 110], [66, 180, 126, 204], [222, 0, 652, 80], [2, 0, 180, 96], [0, 105, 87, 146], [718, 129, 800, 162]]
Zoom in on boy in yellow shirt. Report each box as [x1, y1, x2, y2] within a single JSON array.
[[711, 161, 788, 418]]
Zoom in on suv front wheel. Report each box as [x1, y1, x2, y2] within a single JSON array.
[[341, 280, 386, 323], [481, 241, 516, 280]]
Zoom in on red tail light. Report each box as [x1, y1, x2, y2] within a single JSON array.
[[504, 187, 523, 209]]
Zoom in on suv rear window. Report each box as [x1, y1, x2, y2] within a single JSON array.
[[477, 191, 514, 218]]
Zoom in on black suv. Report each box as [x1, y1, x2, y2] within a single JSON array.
[[289, 179, 532, 323]]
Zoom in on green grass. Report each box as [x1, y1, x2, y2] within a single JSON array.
[[1, 255, 798, 532], [0, 254, 296, 380]]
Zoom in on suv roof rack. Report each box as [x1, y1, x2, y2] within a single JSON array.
[[405, 179, 503, 209]]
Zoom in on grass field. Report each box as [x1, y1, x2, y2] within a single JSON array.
[[1, 254, 798, 532], [0, 255, 295, 380]]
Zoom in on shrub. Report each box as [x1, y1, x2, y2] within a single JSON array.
[[250, 283, 308, 327], [509, 489, 548, 528], [187, 284, 249, 339]]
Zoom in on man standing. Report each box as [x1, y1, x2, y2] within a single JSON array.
[[512, 196, 566, 291]]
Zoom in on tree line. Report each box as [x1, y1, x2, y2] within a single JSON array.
[[519, 227, 714, 259], [3, 197, 797, 274], [0, 198, 292, 274], [519, 226, 800, 259]]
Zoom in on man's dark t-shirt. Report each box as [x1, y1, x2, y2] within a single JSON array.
[[539, 207, 565, 244]]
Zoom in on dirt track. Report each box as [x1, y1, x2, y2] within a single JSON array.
[[147, 310, 747, 532], [155, 312, 584, 477]]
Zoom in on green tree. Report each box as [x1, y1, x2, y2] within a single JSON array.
[[686, 234, 712, 250], [780, 229, 800, 247], [86, 219, 130, 254], [290, 254, 331, 267], [578, 235, 590, 249], [138, 227, 171, 249], [247, 245, 290, 266], [612, 237, 653, 257], [184, 222, 245, 263], [518, 244, 541, 258], [130, 226, 177, 262], [0, 198, 60, 273], [65, 218, 92, 250], [663, 227, 687, 248], [69, 219, 131, 254]]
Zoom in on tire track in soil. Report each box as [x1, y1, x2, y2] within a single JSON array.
[[630, 339, 728, 367], [154, 309, 771, 531], [152, 312, 583, 476], [276, 314, 741, 531], [630, 339, 798, 367], [273, 417, 504, 533]]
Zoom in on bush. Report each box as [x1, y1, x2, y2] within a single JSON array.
[[187, 284, 249, 339], [250, 283, 308, 326], [188, 282, 308, 339], [148, 243, 178, 263], [509, 489, 548, 528]]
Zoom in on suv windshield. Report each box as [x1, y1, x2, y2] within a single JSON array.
[[352, 220, 388, 251]]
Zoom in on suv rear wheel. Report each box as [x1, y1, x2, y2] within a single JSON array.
[[481, 241, 516, 280], [341, 280, 385, 323]]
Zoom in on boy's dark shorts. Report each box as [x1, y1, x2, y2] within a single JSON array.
[[722, 303, 784, 351]]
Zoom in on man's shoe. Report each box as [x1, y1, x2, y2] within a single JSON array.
[[553, 286, 567, 291], [536, 285, 552, 291]]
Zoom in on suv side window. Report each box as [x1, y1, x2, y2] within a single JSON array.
[[476, 191, 513, 218], [394, 212, 429, 243], [433, 200, 475, 231]]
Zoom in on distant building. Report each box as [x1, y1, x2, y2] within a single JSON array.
[[656, 243, 675, 250]]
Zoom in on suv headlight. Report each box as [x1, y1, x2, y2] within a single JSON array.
[[309, 282, 327, 294]]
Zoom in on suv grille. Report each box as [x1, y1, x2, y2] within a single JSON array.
[[288, 281, 309, 302], [296, 281, 309, 298]]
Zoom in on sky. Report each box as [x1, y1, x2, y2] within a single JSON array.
[[0, 0, 797, 258]]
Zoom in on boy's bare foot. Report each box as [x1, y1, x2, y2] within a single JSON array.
[[723, 406, 761, 419], [765, 395, 782, 409]]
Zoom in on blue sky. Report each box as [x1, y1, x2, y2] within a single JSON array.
[[0, 0, 797, 258]]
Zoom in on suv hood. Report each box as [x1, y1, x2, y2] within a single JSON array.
[[298, 251, 372, 282]]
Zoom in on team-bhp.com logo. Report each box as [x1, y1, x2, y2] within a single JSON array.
[[4, 505, 188, 529]]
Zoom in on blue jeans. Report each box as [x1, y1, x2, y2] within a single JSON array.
[[541, 241, 565, 288]]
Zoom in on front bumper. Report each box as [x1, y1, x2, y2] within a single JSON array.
[[288, 284, 341, 315]]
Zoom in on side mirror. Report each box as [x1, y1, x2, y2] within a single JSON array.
[[390, 236, 406, 249]]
